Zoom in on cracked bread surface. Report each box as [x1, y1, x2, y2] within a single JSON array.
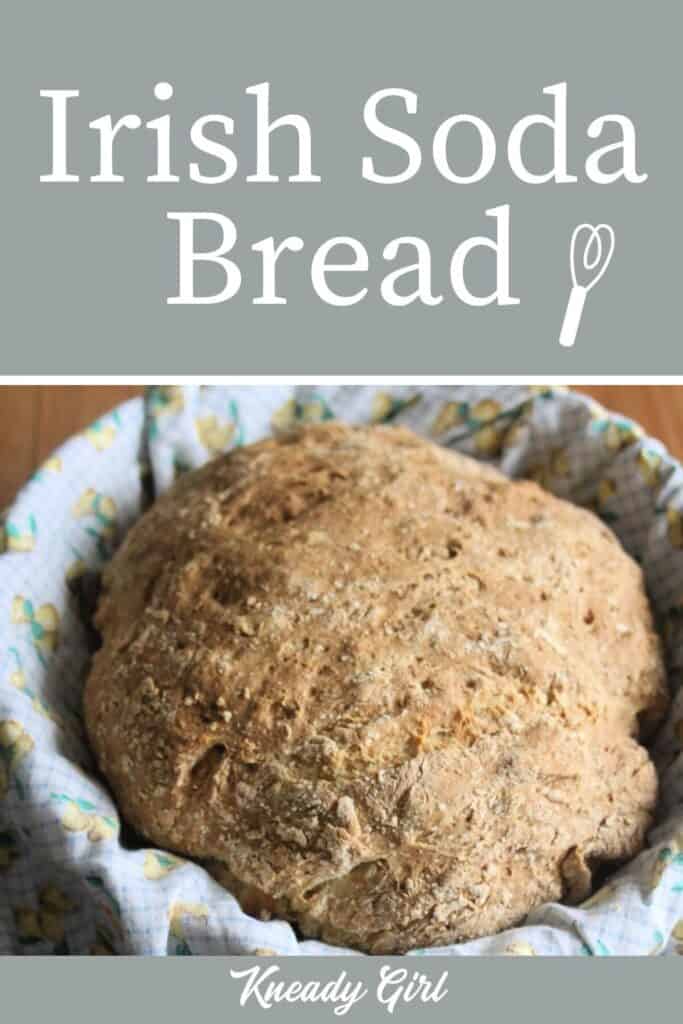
[[84, 423, 668, 953]]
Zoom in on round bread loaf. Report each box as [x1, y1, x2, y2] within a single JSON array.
[[84, 423, 668, 952]]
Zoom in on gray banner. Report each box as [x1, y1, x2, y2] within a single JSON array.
[[0, 956, 673, 1022], [3, 0, 681, 372]]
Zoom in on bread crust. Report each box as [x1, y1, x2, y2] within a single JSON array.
[[84, 424, 668, 952]]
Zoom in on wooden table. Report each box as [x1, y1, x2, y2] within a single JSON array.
[[1, 385, 681, 509]]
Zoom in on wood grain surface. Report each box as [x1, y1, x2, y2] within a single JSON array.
[[1, 385, 681, 509]]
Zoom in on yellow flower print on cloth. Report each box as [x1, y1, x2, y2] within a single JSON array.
[[148, 386, 185, 439], [0, 720, 34, 800], [1, 514, 37, 553], [14, 885, 76, 952], [665, 504, 683, 549], [502, 941, 537, 956], [168, 902, 209, 955], [370, 392, 421, 423], [469, 400, 508, 455], [51, 793, 117, 842], [144, 850, 185, 880], [430, 400, 469, 437], [195, 399, 242, 456], [65, 558, 88, 587], [271, 395, 334, 433], [73, 489, 118, 558], [150, 385, 185, 417], [528, 385, 565, 397], [30, 455, 62, 485], [587, 478, 621, 523], [11, 596, 59, 664], [169, 901, 209, 935], [590, 416, 643, 452], [6, 648, 65, 729], [196, 415, 236, 454], [527, 449, 572, 490], [596, 478, 618, 510], [83, 411, 122, 451], [431, 397, 537, 457], [638, 449, 665, 491], [6, 647, 25, 691]]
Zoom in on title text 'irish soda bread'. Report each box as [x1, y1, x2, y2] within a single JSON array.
[[84, 424, 668, 953]]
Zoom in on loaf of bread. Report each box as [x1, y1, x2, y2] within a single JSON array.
[[84, 423, 668, 952]]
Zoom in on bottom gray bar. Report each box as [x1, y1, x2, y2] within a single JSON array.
[[0, 956, 671, 1021]]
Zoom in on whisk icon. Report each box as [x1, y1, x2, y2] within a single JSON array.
[[559, 223, 615, 348]]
